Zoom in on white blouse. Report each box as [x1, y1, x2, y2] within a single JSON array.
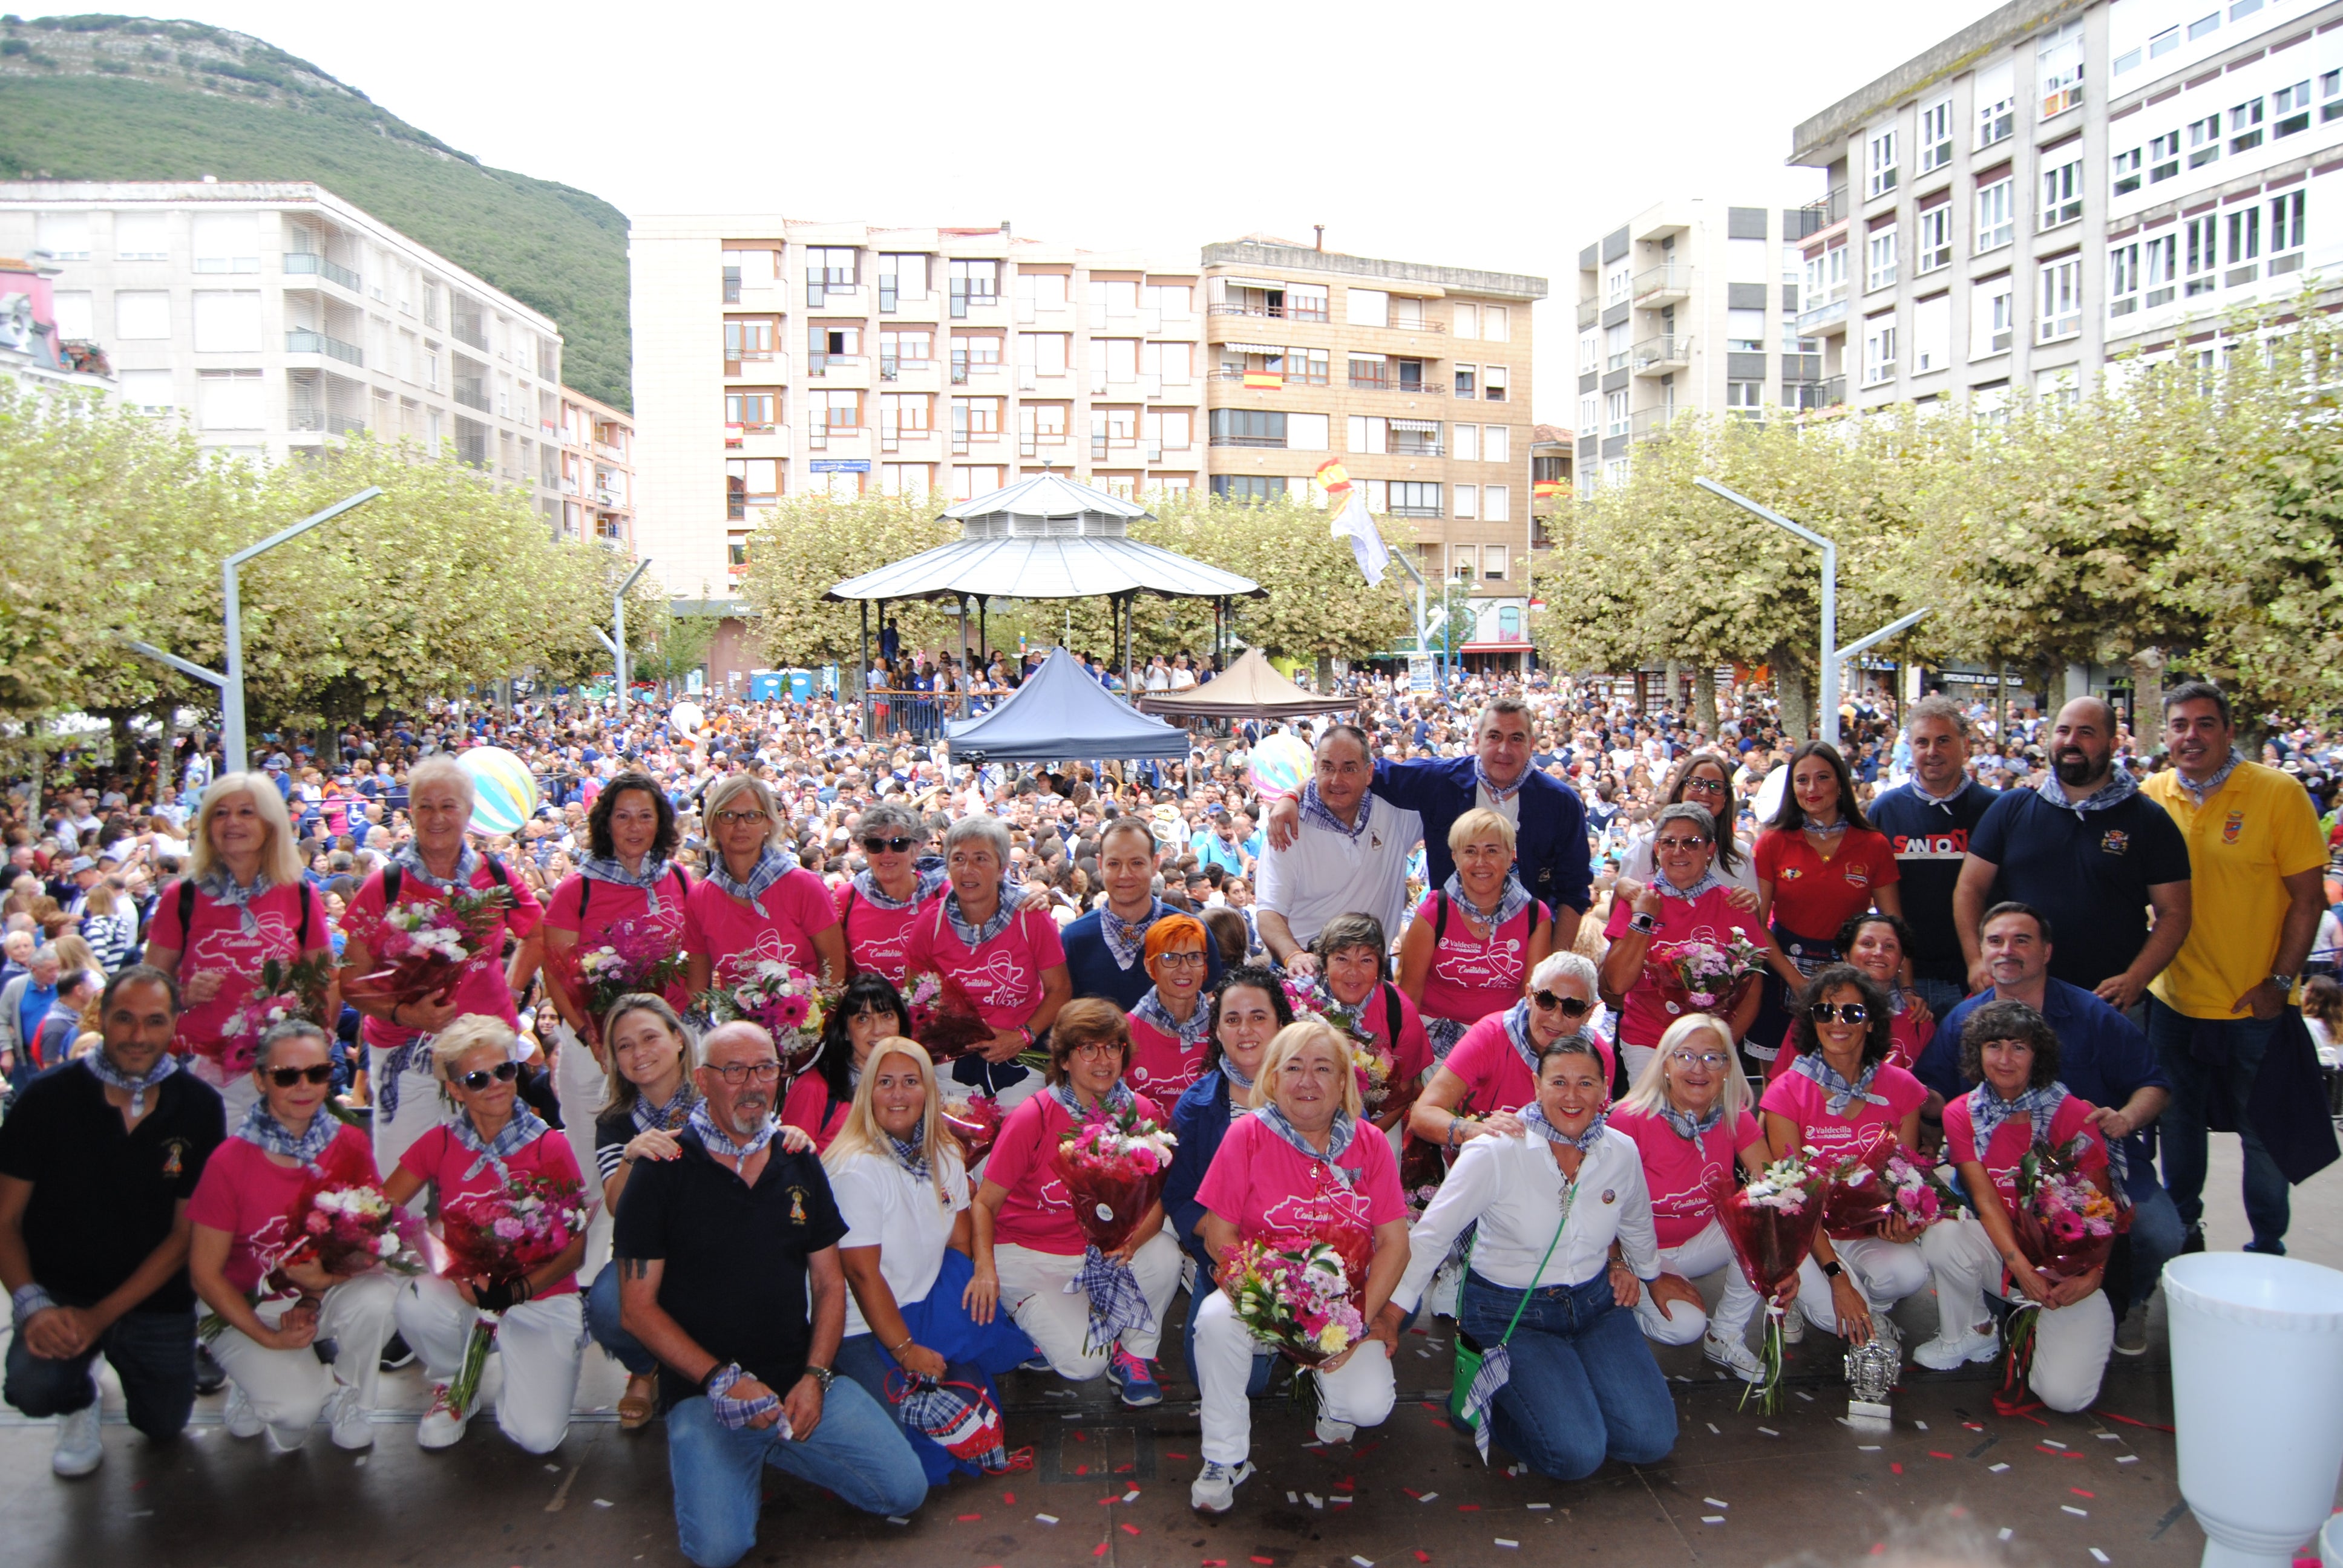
[[826, 1145, 970, 1338], [1392, 1127, 1658, 1313]]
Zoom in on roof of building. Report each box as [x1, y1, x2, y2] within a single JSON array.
[[1786, 0, 2081, 168], [1532, 423, 1575, 445], [1200, 237, 1548, 301]]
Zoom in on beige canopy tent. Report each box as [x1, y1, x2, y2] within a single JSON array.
[[1133, 647, 1360, 720]]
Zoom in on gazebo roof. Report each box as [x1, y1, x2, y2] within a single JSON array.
[[1133, 647, 1359, 720]]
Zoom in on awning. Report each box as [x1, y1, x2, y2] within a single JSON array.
[[1389, 418, 1441, 433], [1461, 641, 1533, 652], [1216, 276, 1289, 292], [1220, 341, 1287, 356]]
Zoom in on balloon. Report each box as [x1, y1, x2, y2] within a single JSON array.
[[1248, 733, 1313, 803], [457, 746, 539, 836], [669, 701, 706, 739]]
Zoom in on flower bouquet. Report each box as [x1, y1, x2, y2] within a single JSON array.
[[698, 959, 826, 1067], [281, 1172, 430, 1281], [1821, 1125, 1964, 1238], [344, 887, 513, 1013], [1710, 1148, 1833, 1413], [211, 953, 337, 1076], [436, 1170, 591, 1414], [552, 917, 687, 1043], [1996, 1134, 2122, 1415], [901, 969, 995, 1064], [1644, 930, 1768, 1018], [1222, 1238, 1369, 1367], [1282, 977, 1417, 1123], [1050, 1105, 1178, 1351], [940, 1094, 1004, 1166]]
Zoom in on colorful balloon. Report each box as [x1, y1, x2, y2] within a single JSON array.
[[1247, 732, 1313, 803], [457, 746, 539, 836]]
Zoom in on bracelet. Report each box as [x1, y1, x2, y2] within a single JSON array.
[[10, 1282, 56, 1331], [890, 1333, 916, 1355]]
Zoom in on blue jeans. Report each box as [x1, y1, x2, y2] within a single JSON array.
[[1912, 976, 1968, 1018], [667, 1378, 928, 1567], [4, 1304, 195, 1442], [586, 1263, 657, 1376], [832, 1249, 1038, 1486], [2147, 996, 2291, 1253], [2119, 1160, 2186, 1308], [1457, 1271, 1676, 1481]]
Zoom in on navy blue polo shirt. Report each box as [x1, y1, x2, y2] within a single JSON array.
[[1916, 976, 2170, 1172], [1964, 786, 2189, 991], [1869, 780, 1998, 985]]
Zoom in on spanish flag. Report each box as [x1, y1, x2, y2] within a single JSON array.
[[1243, 371, 1283, 389], [1533, 479, 1564, 497], [1316, 459, 1352, 496]]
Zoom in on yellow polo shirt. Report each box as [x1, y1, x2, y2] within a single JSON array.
[[2143, 759, 2326, 1019]]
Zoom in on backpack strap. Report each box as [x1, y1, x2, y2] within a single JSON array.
[[1383, 983, 1404, 1050], [485, 854, 510, 889], [382, 865, 404, 907], [578, 877, 593, 920], [177, 877, 197, 936], [1433, 892, 1449, 945], [296, 884, 314, 950]]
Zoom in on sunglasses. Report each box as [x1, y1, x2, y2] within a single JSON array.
[[264, 1063, 335, 1088], [862, 835, 917, 854], [1809, 1002, 1871, 1024], [1530, 991, 1594, 1018], [457, 1060, 522, 1091]]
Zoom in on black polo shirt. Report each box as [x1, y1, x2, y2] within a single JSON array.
[[1967, 785, 2191, 991], [0, 1060, 224, 1313], [612, 1128, 847, 1408], [1869, 780, 1999, 985]]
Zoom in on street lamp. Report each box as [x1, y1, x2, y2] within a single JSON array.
[[120, 486, 384, 773], [1694, 477, 1927, 747], [593, 557, 652, 717]]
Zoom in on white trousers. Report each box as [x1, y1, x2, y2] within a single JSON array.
[[994, 1232, 1182, 1376], [368, 1043, 449, 1184], [1193, 1286, 1394, 1466], [192, 1055, 261, 1129], [395, 1275, 585, 1454], [211, 1273, 399, 1442], [552, 1024, 612, 1278], [1921, 1217, 2113, 1413], [1632, 1219, 1763, 1346], [1795, 1233, 1929, 1336]]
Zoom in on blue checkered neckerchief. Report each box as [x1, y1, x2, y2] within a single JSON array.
[[1253, 1102, 1361, 1190], [195, 867, 275, 935], [1965, 1081, 2069, 1151], [448, 1103, 553, 1181], [1131, 987, 1213, 1053], [631, 1080, 695, 1135], [706, 848, 798, 914], [2173, 748, 2247, 809], [83, 1049, 179, 1119], [1100, 897, 1172, 970], [579, 854, 677, 915], [1297, 781, 1372, 846], [941, 888, 1017, 952], [1788, 1052, 1891, 1119], [853, 863, 946, 912], [1048, 1079, 1135, 1123], [391, 841, 480, 897], [235, 1100, 339, 1172], [1442, 872, 1530, 934], [1473, 759, 1527, 807], [1656, 1102, 1726, 1142], [1521, 1099, 1610, 1154], [2036, 765, 2139, 819]]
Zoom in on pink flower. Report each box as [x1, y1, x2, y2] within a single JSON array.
[[492, 1216, 526, 1241]]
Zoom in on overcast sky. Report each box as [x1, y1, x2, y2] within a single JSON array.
[[59, 0, 2009, 417]]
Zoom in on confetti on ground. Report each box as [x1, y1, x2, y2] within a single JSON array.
[[1121, 1524, 1141, 1536], [1890, 1463, 1903, 1474], [2063, 1506, 2089, 1517], [1914, 1421, 1928, 1431], [1075, 1463, 1089, 1475], [2042, 1439, 2066, 1449], [1286, 1492, 1299, 1504], [1758, 1426, 1780, 1437], [1415, 1555, 1430, 1564], [1305, 1494, 1323, 1510], [1998, 1529, 2013, 1542], [2116, 1455, 2139, 1464], [593, 1499, 613, 1509], [1703, 1516, 1726, 1524], [1859, 1445, 1881, 1452], [886, 1515, 910, 1526], [1164, 1453, 1190, 1461], [957, 1513, 982, 1521], [1989, 1463, 2010, 1473], [2097, 1432, 2120, 1441], [1795, 1391, 1814, 1402], [1527, 1503, 1550, 1511], [1035, 1514, 1060, 1525], [1253, 1558, 1276, 1565], [1122, 1489, 1140, 1503], [1495, 1539, 1519, 1549], [1706, 1422, 1720, 1434], [1928, 1451, 1955, 1460], [2071, 1488, 2095, 1499], [545, 1463, 561, 1473], [1353, 1558, 1375, 1567], [1092, 1544, 1110, 1558], [2089, 1552, 2109, 1564], [1458, 1503, 1481, 1512], [1001, 1492, 1015, 1504], [1963, 1422, 1985, 1431], [1332, 1496, 1353, 1505], [1705, 1498, 1728, 1509], [1418, 1492, 1440, 1504]]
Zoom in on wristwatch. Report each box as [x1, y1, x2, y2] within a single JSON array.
[[1821, 1259, 1844, 1279], [805, 1364, 836, 1393], [1628, 912, 1659, 936], [2270, 972, 2299, 994]]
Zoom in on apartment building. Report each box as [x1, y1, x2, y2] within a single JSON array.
[[557, 385, 634, 552], [1196, 236, 1546, 664], [1787, 0, 2343, 416], [1568, 195, 1826, 494], [0, 249, 114, 396], [629, 216, 1207, 599], [0, 181, 564, 521]]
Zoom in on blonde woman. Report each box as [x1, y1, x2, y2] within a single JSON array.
[[143, 774, 333, 1125], [1608, 1014, 1779, 1380], [1398, 809, 1555, 1059], [825, 1036, 1038, 1485]]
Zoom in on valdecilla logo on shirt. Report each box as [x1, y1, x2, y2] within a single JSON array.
[[2224, 811, 2246, 844]]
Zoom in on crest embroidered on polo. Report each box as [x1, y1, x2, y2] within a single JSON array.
[[1601, 1189, 1616, 1204], [2100, 829, 2131, 855]]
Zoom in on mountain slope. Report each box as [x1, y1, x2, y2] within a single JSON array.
[[0, 15, 631, 410]]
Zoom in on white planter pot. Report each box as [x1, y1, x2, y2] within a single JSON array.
[[2166, 1253, 2343, 1567]]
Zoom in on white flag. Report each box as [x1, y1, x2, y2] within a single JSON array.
[[1329, 489, 1390, 587]]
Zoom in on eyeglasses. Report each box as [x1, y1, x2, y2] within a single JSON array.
[[1154, 950, 1208, 969], [1653, 836, 1711, 852], [1680, 777, 1728, 795], [713, 810, 770, 827], [1668, 1051, 1731, 1070], [707, 1060, 783, 1085], [1530, 991, 1594, 1018], [456, 1061, 522, 1091], [862, 835, 917, 854], [1067, 1042, 1122, 1062], [265, 1064, 335, 1088], [1809, 1002, 1870, 1024]]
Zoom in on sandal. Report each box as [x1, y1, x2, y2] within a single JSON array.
[[618, 1373, 657, 1431]]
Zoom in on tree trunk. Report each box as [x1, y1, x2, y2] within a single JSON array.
[[2128, 646, 2166, 743], [1772, 648, 1814, 742], [1693, 662, 1719, 736], [155, 699, 177, 802], [1663, 658, 1680, 716]]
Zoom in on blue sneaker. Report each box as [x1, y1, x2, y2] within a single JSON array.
[[1107, 1348, 1162, 1408], [1018, 1352, 1055, 1373]]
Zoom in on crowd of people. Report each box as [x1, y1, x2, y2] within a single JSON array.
[[2, 652, 2339, 1566]]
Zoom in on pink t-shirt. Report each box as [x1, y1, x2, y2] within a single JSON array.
[[1415, 892, 1547, 1028], [345, 860, 545, 1051], [899, 901, 1067, 1032], [1608, 1105, 1762, 1249], [1441, 1010, 1616, 1119], [983, 1089, 1164, 1256], [149, 879, 331, 1053], [1944, 1093, 2106, 1209], [1763, 1001, 1928, 1085], [685, 867, 840, 988], [544, 871, 692, 1011], [398, 1123, 585, 1296], [780, 1070, 854, 1152], [1601, 886, 1761, 1048], [1126, 1007, 1209, 1105], [834, 881, 935, 984], [1757, 1060, 1929, 1166], [1194, 1112, 1405, 1269], [188, 1126, 377, 1295]]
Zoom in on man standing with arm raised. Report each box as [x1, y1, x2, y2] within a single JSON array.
[[1255, 725, 1422, 978]]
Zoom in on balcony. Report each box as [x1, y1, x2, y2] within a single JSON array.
[[1794, 287, 1848, 338], [1207, 301, 1330, 323], [283, 253, 361, 292], [1631, 335, 1691, 374], [1345, 375, 1446, 396], [286, 328, 362, 366], [1576, 298, 1601, 330], [1208, 433, 1287, 449], [1631, 263, 1692, 307], [1798, 186, 1849, 235], [1388, 502, 1442, 519], [453, 384, 491, 413], [1809, 376, 1846, 411], [1628, 405, 1682, 440]]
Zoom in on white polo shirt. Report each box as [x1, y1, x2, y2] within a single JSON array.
[[1254, 794, 1422, 950]]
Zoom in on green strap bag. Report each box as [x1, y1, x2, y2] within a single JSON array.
[[1447, 1177, 1577, 1455]]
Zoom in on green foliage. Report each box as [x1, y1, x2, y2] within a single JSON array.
[[0, 19, 630, 410]]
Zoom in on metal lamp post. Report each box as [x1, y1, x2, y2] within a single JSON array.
[[593, 558, 652, 717]]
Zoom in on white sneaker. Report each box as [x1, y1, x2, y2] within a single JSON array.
[[1914, 1327, 1999, 1371], [416, 1383, 471, 1450], [51, 1401, 102, 1478], [1190, 1459, 1254, 1513], [263, 1421, 308, 1455], [1702, 1330, 1765, 1383], [1313, 1415, 1355, 1446], [223, 1381, 263, 1439], [328, 1384, 375, 1451]]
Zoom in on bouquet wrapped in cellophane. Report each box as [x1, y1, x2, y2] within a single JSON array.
[[1996, 1132, 2123, 1415], [344, 885, 513, 1013], [1821, 1124, 1964, 1237], [435, 1171, 591, 1413], [1222, 1238, 1369, 1367], [1710, 1147, 1833, 1413], [1050, 1104, 1178, 1351]]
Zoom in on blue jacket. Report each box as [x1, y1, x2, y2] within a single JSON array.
[[1372, 757, 1593, 915], [1164, 1067, 1242, 1271], [1916, 977, 2170, 1174], [1060, 899, 1225, 1011]]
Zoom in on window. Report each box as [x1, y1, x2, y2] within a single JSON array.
[[1483, 365, 1507, 402], [2270, 190, 2308, 274], [880, 392, 931, 439], [1918, 203, 1953, 272], [1089, 277, 1141, 318], [1455, 483, 1478, 520], [1726, 237, 1771, 282], [2189, 112, 2221, 169], [2041, 158, 2083, 228], [36, 212, 90, 260], [1388, 482, 1440, 517], [1016, 332, 1068, 378], [1866, 226, 1898, 292], [1726, 379, 1765, 415], [1605, 319, 1630, 368], [2037, 256, 2082, 342], [1604, 390, 1628, 437], [878, 252, 928, 312], [2229, 96, 2265, 155], [114, 212, 168, 260], [192, 290, 261, 352], [1973, 275, 2014, 356], [1976, 177, 2014, 252], [1286, 412, 1329, 451], [1453, 303, 1478, 339], [1145, 282, 1193, 315], [951, 466, 1004, 500], [1020, 271, 1069, 312], [1452, 423, 1478, 462], [1211, 474, 1286, 505], [949, 332, 1002, 382], [2038, 19, 2084, 119], [1578, 330, 1599, 373], [1727, 307, 1768, 350], [197, 369, 263, 430], [1483, 304, 1509, 342], [1484, 485, 1510, 522], [2274, 80, 2315, 138], [1020, 402, 1069, 448], [1867, 125, 1900, 197], [1783, 322, 1820, 354], [1863, 314, 1897, 385], [2152, 24, 2181, 59], [1919, 97, 1954, 172], [726, 458, 780, 519], [951, 396, 1002, 441], [1097, 337, 1138, 385], [2033, 365, 2080, 407], [1454, 364, 1478, 399], [1913, 293, 1951, 373], [2183, 214, 2220, 296], [1280, 347, 1328, 385], [47, 290, 91, 340], [1483, 425, 1509, 463], [805, 246, 858, 306], [2328, 68, 2343, 122], [191, 214, 258, 273], [114, 290, 169, 339], [946, 259, 998, 317], [1482, 544, 1509, 580], [1210, 408, 1287, 448], [880, 463, 931, 498], [1145, 408, 1191, 450], [1976, 59, 2015, 148], [724, 316, 777, 368], [119, 369, 173, 409], [2150, 129, 2182, 185], [2109, 240, 2144, 316], [1605, 264, 1631, 304], [1348, 288, 1389, 328], [724, 390, 779, 430], [2190, 10, 2221, 40], [1804, 242, 1849, 303], [811, 388, 862, 429], [2146, 231, 2178, 306], [2112, 146, 2143, 197]]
